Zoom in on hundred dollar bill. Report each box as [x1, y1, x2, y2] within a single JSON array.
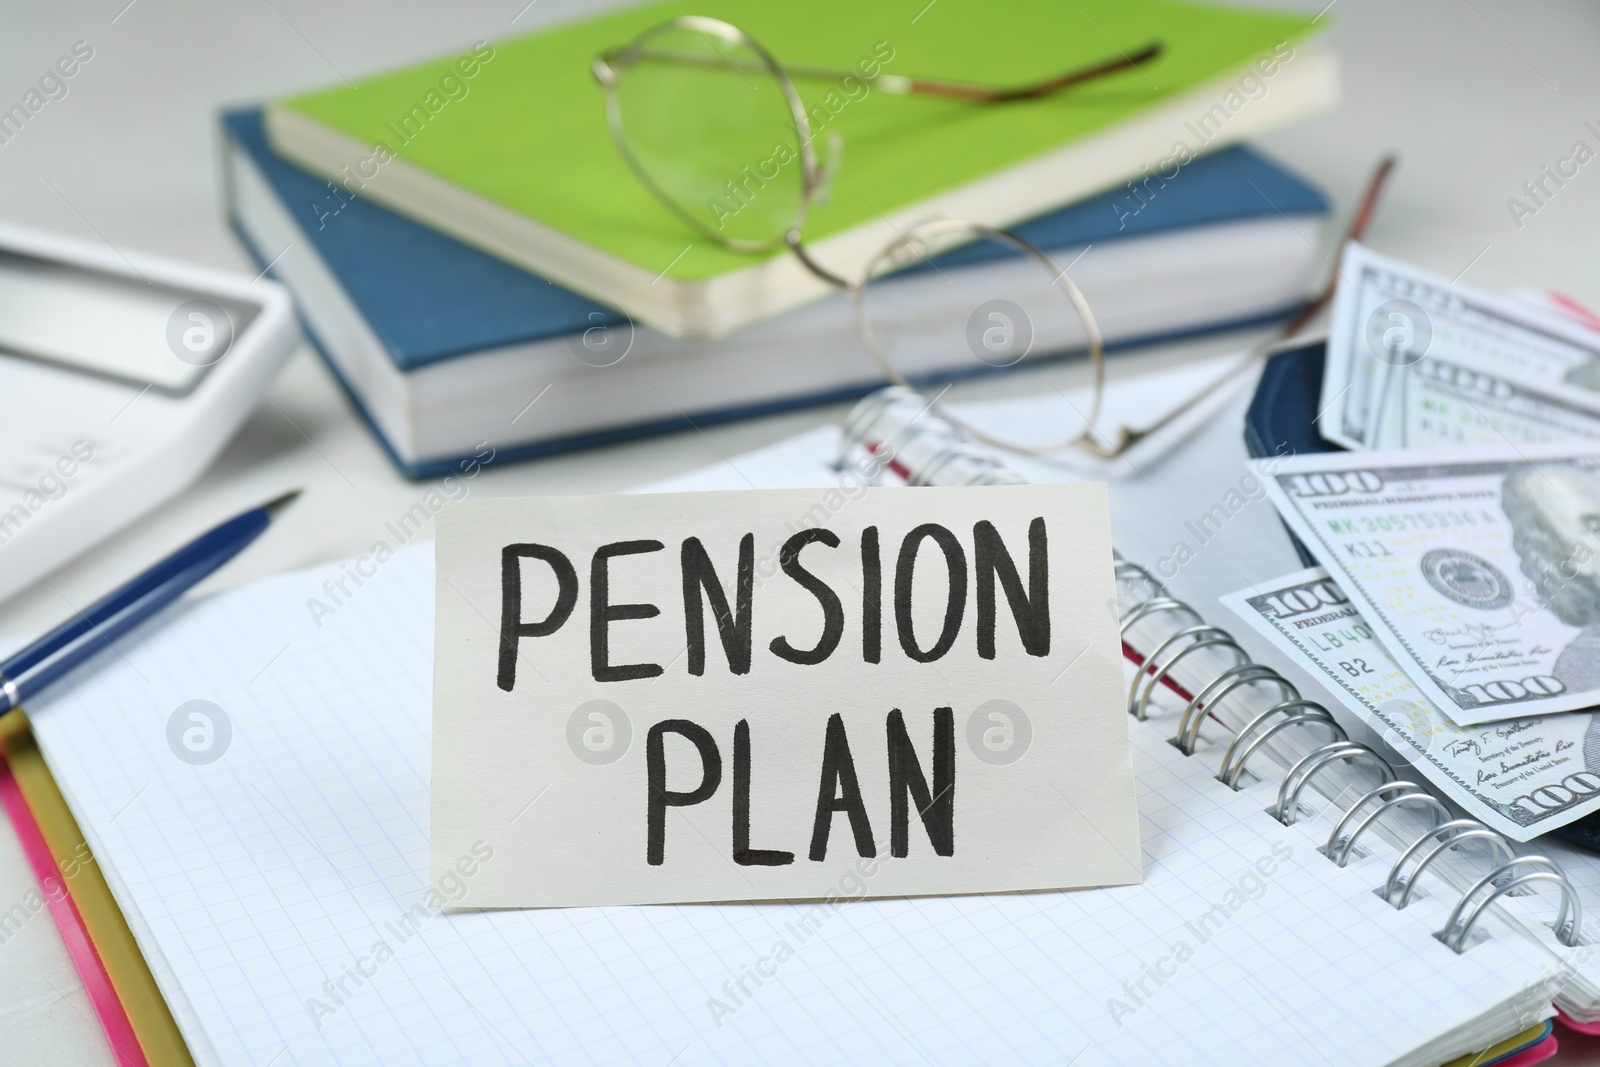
[[1342, 352, 1600, 450], [1221, 566, 1600, 840], [1322, 241, 1600, 451], [1257, 443, 1600, 725]]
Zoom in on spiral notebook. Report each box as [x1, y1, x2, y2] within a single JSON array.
[[18, 368, 1590, 1066]]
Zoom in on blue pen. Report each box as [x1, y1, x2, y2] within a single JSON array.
[[0, 490, 299, 714]]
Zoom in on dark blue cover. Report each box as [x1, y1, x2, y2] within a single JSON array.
[[1244, 341, 1338, 571], [1244, 342, 1340, 463], [225, 108, 1328, 372]]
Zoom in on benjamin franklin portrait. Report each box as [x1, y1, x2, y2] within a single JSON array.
[[1503, 464, 1600, 703]]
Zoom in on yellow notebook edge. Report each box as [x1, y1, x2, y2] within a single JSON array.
[[1441, 1019, 1553, 1067], [0, 711, 195, 1067]]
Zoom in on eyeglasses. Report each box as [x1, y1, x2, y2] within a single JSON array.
[[593, 18, 1388, 459]]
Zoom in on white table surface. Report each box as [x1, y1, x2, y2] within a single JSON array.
[[0, 1, 1596, 1063]]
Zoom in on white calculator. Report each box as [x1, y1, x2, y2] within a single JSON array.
[[0, 221, 300, 605]]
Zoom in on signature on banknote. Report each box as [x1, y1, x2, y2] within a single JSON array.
[[1420, 622, 1522, 647]]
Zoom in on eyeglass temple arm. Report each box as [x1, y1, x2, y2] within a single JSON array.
[[621, 42, 1163, 102], [788, 236, 851, 289], [1088, 154, 1399, 458], [625, 38, 1164, 304], [784, 42, 1162, 102], [1280, 153, 1397, 337]]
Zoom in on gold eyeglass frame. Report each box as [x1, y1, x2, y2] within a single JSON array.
[[594, 17, 1386, 460]]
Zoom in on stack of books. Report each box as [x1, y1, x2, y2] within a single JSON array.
[[224, 0, 1339, 476]]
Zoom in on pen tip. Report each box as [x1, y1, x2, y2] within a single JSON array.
[[262, 489, 302, 519]]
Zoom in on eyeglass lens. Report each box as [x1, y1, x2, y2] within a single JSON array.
[[611, 25, 808, 247]]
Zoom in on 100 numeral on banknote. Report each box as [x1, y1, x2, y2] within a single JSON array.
[[1221, 568, 1600, 839], [1257, 445, 1600, 725]]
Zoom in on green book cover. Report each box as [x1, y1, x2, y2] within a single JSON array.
[[273, 0, 1320, 286]]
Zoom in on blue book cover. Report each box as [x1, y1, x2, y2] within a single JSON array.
[[225, 109, 1327, 374]]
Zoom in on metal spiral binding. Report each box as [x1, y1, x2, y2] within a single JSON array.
[[840, 385, 1584, 952], [837, 387, 1027, 488], [1385, 822, 1515, 910], [1324, 785, 1449, 869], [1439, 861, 1582, 952]]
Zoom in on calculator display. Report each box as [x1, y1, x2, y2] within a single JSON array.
[[0, 250, 259, 395]]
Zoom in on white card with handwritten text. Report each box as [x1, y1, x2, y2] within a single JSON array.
[[432, 487, 1138, 907]]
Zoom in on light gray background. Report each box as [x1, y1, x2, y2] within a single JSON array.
[[0, 0, 1596, 1062]]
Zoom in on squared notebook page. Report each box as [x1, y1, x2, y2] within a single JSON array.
[[24, 554, 1546, 1064]]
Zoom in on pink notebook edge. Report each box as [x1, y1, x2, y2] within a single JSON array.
[[0, 755, 149, 1067]]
